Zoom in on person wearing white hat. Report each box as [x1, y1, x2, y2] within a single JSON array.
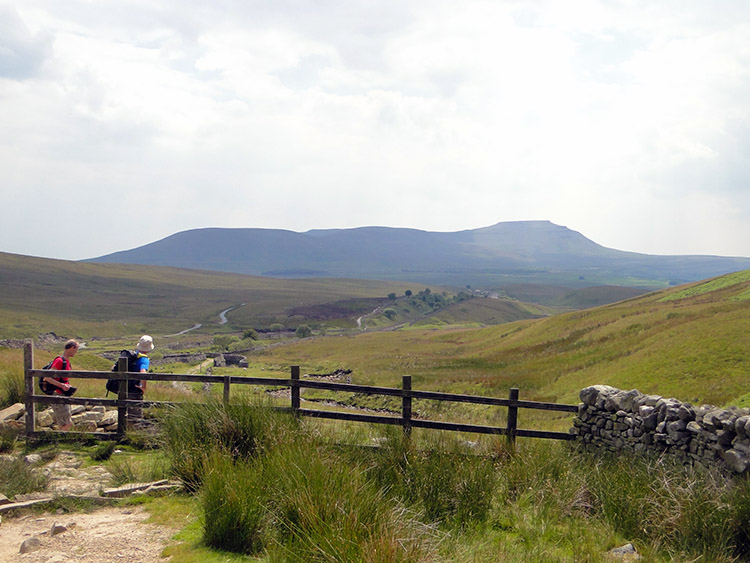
[[129, 335, 153, 422]]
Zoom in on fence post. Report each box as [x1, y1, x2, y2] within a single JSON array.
[[290, 365, 300, 414], [24, 341, 35, 439], [402, 375, 412, 438], [506, 388, 519, 450], [116, 356, 127, 435], [223, 376, 230, 404]]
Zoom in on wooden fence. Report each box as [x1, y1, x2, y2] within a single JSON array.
[[23, 342, 577, 445]]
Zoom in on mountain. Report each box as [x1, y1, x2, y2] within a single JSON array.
[[85, 221, 750, 288]]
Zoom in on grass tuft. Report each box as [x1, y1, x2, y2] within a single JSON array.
[[0, 455, 49, 498]]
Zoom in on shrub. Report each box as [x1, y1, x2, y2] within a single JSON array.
[[201, 454, 268, 554], [0, 425, 19, 453], [90, 441, 116, 461], [0, 355, 24, 407], [106, 451, 171, 486], [0, 455, 48, 498], [361, 429, 498, 529], [295, 324, 312, 338], [580, 451, 750, 560], [200, 440, 437, 560], [159, 397, 299, 491]]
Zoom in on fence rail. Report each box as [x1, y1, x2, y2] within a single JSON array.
[[23, 342, 576, 445]]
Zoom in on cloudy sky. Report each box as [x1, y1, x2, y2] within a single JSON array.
[[2, 0, 749, 261]]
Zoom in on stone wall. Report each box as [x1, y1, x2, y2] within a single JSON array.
[[571, 385, 750, 475], [1, 403, 118, 432], [157, 352, 206, 366], [212, 354, 248, 368]]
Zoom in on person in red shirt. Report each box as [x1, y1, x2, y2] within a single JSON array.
[[42, 339, 79, 431]]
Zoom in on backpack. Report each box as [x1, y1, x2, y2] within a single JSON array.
[[106, 350, 142, 395], [38, 356, 68, 395]]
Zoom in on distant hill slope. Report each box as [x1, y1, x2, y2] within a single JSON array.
[[86, 221, 750, 288], [0, 252, 413, 339], [251, 269, 750, 409]]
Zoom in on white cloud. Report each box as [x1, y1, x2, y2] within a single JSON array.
[[1, 0, 749, 260]]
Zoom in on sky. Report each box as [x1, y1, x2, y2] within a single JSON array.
[[1, 1, 749, 261]]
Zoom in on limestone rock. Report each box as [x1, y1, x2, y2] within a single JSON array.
[[723, 449, 750, 474], [74, 420, 98, 432], [50, 522, 68, 536], [0, 403, 24, 422], [36, 409, 54, 427], [580, 385, 618, 406], [607, 543, 641, 561], [99, 410, 118, 427], [19, 537, 42, 554]]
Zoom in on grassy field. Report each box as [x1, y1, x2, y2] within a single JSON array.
[[0, 251, 420, 338], [238, 270, 750, 422], [3, 270, 750, 561], [4, 269, 748, 430]]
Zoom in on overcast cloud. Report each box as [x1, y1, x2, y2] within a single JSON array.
[[1, 0, 749, 261]]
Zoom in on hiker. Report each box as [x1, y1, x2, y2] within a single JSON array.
[[129, 335, 153, 422], [42, 339, 79, 431]]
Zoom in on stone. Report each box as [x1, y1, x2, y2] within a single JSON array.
[[608, 542, 642, 560], [686, 421, 701, 434], [0, 403, 24, 422], [723, 449, 750, 474], [24, 454, 43, 465], [71, 413, 87, 424], [580, 385, 617, 406], [19, 537, 42, 554], [74, 421, 98, 433], [36, 409, 54, 427], [99, 410, 118, 427], [50, 522, 68, 537], [717, 429, 736, 448], [606, 389, 640, 413], [84, 411, 104, 423], [735, 416, 749, 439], [678, 404, 696, 421], [70, 405, 86, 415], [0, 493, 10, 505]]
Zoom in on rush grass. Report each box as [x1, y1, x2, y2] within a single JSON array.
[[159, 401, 750, 562]]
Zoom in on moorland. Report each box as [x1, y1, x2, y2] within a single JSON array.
[[1, 251, 750, 562]]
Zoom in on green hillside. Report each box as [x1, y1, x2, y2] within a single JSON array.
[[245, 270, 750, 411], [0, 252, 415, 338]]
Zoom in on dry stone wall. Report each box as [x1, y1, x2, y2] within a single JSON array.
[[1, 402, 118, 432], [571, 385, 750, 475]]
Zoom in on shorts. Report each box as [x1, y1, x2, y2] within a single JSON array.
[[51, 402, 73, 428], [127, 390, 144, 421]]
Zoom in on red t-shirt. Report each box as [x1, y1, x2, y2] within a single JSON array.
[[49, 356, 70, 394]]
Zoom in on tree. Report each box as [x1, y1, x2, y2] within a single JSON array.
[[388, 293, 397, 300], [242, 329, 258, 340], [213, 335, 238, 351], [383, 308, 397, 320], [405, 290, 412, 297], [295, 325, 312, 338]]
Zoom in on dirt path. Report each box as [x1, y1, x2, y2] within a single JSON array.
[[0, 450, 179, 561], [0, 505, 175, 562]]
